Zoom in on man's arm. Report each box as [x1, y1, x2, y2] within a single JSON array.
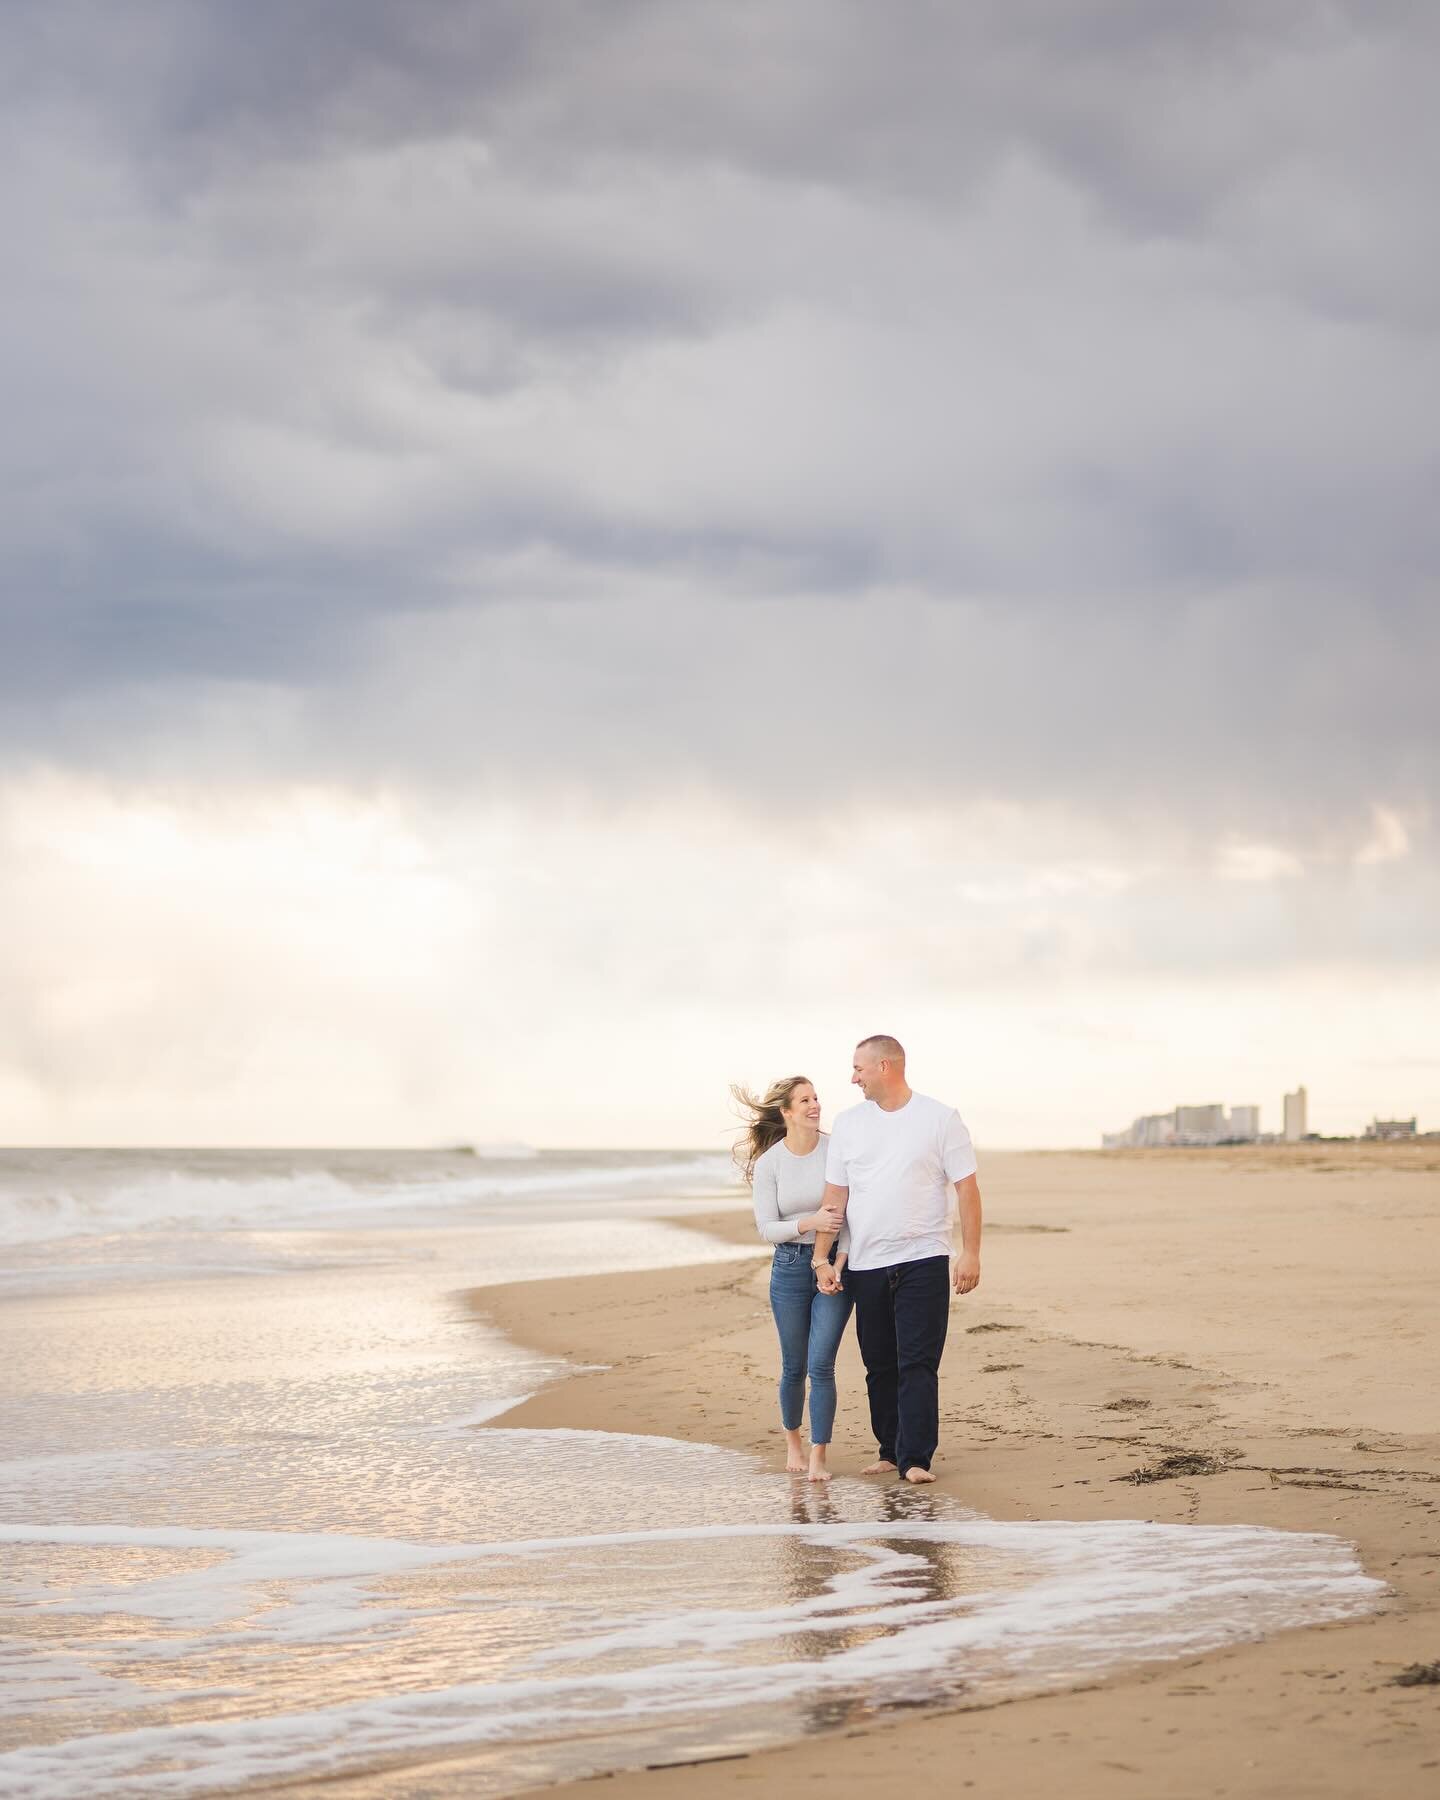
[[812, 1182, 849, 1292], [952, 1173, 981, 1294]]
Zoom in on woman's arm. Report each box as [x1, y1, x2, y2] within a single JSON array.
[[753, 1157, 842, 1243], [752, 1156, 800, 1243]]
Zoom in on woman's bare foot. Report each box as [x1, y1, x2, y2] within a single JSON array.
[[862, 1459, 898, 1475], [904, 1467, 936, 1484], [807, 1446, 832, 1483], [784, 1429, 806, 1474]]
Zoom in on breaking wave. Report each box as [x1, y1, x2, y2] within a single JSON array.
[[0, 1150, 738, 1248]]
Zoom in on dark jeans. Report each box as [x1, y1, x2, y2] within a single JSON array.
[[847, 1254, 950, 1476]]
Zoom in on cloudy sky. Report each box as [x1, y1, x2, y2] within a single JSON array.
[[4, 1, 1437, 1148]]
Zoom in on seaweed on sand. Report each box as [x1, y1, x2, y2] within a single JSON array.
[[1120, 1452, 1227, 1485]]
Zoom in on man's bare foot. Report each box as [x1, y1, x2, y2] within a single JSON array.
[[904, 1467, 936, 1484], [784, 1430, 806, 1474], [807, 1448, 832, 1483], [862, 1459, 898, 1475]]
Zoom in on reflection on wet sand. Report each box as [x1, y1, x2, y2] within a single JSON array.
[[778, 1480, 1036, 1734], [779, 1487, 892, 1726], [779, 1485, 875, 1735]]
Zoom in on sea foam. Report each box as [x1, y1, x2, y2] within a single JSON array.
[[0, 1436, 1384, 1800]]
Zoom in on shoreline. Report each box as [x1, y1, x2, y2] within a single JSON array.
[[464, 1148, 1440, 1800]]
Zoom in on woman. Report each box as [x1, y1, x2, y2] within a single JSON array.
[[732, 1075, 852, 1482]]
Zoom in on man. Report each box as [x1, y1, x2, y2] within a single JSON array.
[[812, 1035, 981, 1484]]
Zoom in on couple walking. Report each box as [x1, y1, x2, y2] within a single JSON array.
[[736, 1035, 982, 1485]]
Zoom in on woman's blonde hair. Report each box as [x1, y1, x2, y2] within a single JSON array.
[[730, 1075, 813, 1184]]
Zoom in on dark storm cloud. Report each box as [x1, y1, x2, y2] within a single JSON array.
[[3, 1, 1438, 844], [312, 589, 1438, 849], [14, 3, 1429, 223]]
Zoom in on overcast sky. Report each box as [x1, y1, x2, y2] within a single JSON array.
[[3, 2, 1436, 1147]]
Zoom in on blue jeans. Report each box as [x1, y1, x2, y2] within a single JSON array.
[[768, 1241, 854, 1445]]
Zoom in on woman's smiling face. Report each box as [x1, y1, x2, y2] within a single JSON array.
[[782, 1082, 821, 1130]]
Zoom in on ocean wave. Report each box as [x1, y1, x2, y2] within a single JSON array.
[[0, 1153, 739, 1248]]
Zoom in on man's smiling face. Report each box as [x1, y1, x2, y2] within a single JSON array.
[[851, 1047, 883, 1100]]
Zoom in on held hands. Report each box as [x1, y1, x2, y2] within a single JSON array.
[[952, 1251, 980, 1296], [806, 1203, 846, 1296]]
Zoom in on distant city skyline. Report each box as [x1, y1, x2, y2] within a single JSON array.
[[1104, 1099, 1271, 1149], [1105, 1083, 1430, 1149]]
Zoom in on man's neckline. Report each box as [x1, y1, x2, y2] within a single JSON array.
[[872, 1090, 915, 1115]]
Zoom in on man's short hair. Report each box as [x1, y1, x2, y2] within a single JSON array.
[[856, 1034, 905, 1062]]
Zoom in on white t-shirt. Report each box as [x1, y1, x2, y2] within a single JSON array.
[[824, 1093, 977, 1272]]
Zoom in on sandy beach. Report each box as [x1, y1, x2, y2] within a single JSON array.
[[466, 1146, 1440, 1800], [4, 1144, 1435, 1799]]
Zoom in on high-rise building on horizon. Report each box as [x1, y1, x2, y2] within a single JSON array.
[[1102, 1109, 1177, 1148], [1103, 1102, 1261, 1147], [1228, 1105, 1261, 1140], [1175, 1103, 1226, 1142], [1283, 1085, 1308, 1142], [1363, 1117, 1417, 1141]]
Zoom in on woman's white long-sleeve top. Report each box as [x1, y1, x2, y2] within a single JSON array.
[[751, 1134, 849, 1255]]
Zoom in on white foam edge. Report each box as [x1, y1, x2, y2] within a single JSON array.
[[0, 1511, 1381, 1643], [0, 1513, 1384, 1800]]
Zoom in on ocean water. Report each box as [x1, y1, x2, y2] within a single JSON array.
[[0, 1147, 743, 1288], [0, 1150, 1383, 1797]]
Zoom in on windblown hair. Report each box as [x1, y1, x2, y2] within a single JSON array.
[[856, 1034, 906, 1062], [730, 1075, 812, 1185]]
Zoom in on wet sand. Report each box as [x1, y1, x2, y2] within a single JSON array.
[[464, 1146, 1440, 1800]]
